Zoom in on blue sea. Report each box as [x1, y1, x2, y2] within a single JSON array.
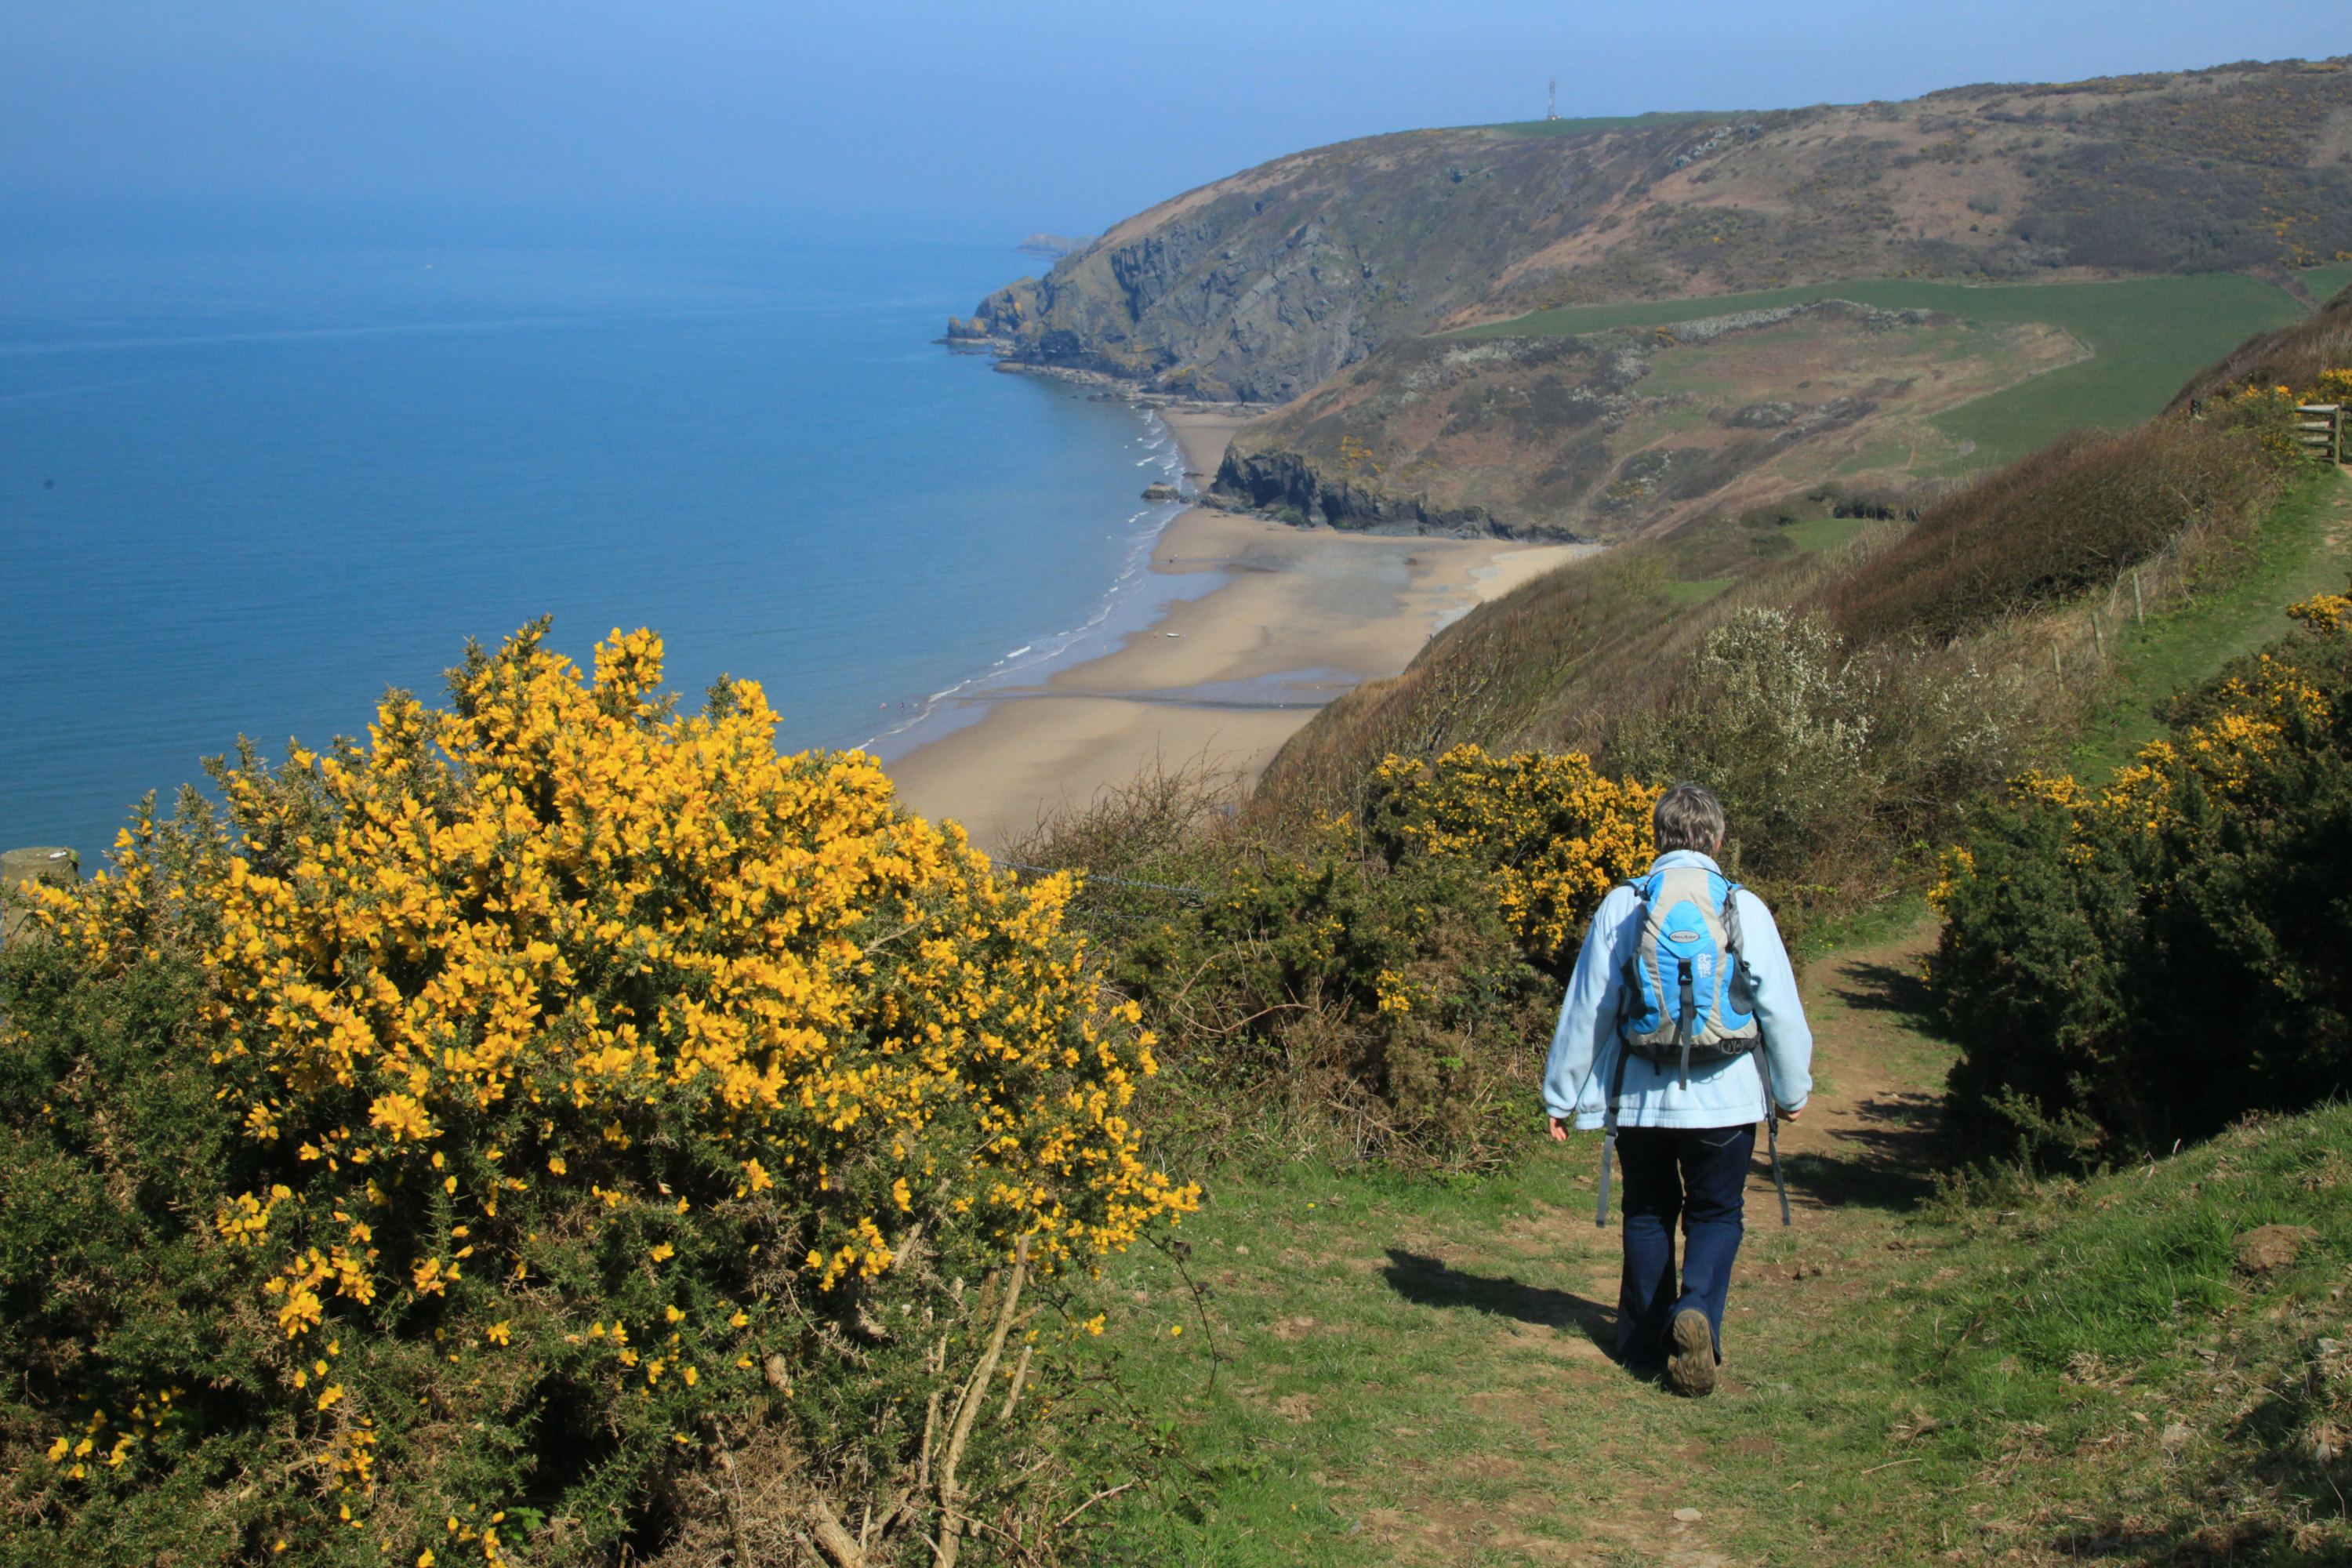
[[0, 238, 1191, 860]]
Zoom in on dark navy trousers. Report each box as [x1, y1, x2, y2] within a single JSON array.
[[1613, 1123, 1754, 1368]]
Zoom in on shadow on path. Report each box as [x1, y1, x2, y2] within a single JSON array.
[[1377, 1248, 1616, 1356], [1778, 929, 1950, 1214], [1768, 1100, 1941, 1213], [1828, 959, 1945, 1038]]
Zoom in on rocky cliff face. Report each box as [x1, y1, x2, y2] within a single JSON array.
[[955, 122, 1740, 402], [956, 59, 2352, 403]]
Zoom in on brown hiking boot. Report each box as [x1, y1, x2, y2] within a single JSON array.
[[1667, 1308, 1717, 1397]]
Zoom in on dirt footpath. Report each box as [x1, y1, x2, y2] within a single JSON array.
[[1119, 920, 1958, 1567]]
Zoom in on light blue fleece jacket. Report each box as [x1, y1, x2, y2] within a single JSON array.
[[1542, 850, 1813, 1131]]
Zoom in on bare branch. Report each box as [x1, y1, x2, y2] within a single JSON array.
[[806, 1494, 868, 1568], [1052, 1481, 1138, 1532], [935, 1236, 1030, 1568], [996, 1343, 1035, 1425]]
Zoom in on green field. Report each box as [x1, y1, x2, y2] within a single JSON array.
[[2301, 261, 2352, 305], [1460, 275, 2309, 466]]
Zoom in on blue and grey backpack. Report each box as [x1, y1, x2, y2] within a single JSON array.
[[1594, 866, 1790, 1228], [1619, 864, 1759, 1086]]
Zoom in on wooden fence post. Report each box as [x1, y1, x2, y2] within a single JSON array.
[[2296, 404, 2344, 465]]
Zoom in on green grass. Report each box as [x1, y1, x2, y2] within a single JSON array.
[[2069, 466, 2352, 779], [1779, 515, 1875, 555], [2299, 263, 2352, 305], [1076, 936, 2352, 1566], [1457, 275, 2309, 467], [1080, 1142, 1845, 1566], [1781, 889, 1933, 966], [1663, 576, 1735, 604], [1893, 1105, 2352, 1559]]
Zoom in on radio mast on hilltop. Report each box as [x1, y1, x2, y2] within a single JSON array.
[[1547, 78, 1560, 120]]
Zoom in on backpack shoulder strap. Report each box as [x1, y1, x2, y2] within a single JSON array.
[[1719, 879, 1746, 957]]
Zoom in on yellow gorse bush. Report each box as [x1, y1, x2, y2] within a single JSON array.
[[1368, 744, 1659, 959], [1933, 652, 2329, 906], [31, 622, 1195, 1559], [2287, 574, 2352, 639]]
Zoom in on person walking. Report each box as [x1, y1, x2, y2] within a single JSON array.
[[1543, 781, 1812, 1396]]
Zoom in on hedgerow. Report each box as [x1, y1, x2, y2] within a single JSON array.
[[0, 623, 1196, 1566], [1932, 586, 2352, 1162]]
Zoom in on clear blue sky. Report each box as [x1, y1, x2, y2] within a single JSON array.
[[2, 1, 2344, 244]]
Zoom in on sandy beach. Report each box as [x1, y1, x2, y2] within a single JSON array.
[[884, 407, 1592, 848]]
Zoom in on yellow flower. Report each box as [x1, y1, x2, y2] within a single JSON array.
[[35, 618, 1200, 1468], [1369, 746, 1657, 960]]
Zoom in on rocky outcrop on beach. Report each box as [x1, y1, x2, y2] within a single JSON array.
[[953, 59, 2352, 403], [1210, 445, 1521, 537]]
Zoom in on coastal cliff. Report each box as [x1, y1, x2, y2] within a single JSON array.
[[956, 59, 2352, 405]]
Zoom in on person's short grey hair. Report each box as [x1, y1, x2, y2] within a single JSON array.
[[1653, 782, 1726, 855]]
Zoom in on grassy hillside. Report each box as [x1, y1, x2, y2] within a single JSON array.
[[1251, 285, 2347, 918], [1460, 273, 2307, 466], [956, 56, 2352, 405], [2303, 263, 2352, 302], [2069, 471, 2352, 776], [1213, 296, 2082, 541]]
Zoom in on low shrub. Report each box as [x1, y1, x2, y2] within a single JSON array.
[[0, 624, 1195, 1566], [1008, 747, 1656, 1171], [1613, 608, 2040, 887], [1363, 745, 1657, 964], [1933, 592, 2352, 1160]]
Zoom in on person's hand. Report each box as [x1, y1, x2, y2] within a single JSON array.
[[1547, 1116, 1569, 1142], [1779, 1103, 1804, 1123]]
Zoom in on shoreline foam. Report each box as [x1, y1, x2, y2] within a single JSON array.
[[884, 407, 1593, 848]]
